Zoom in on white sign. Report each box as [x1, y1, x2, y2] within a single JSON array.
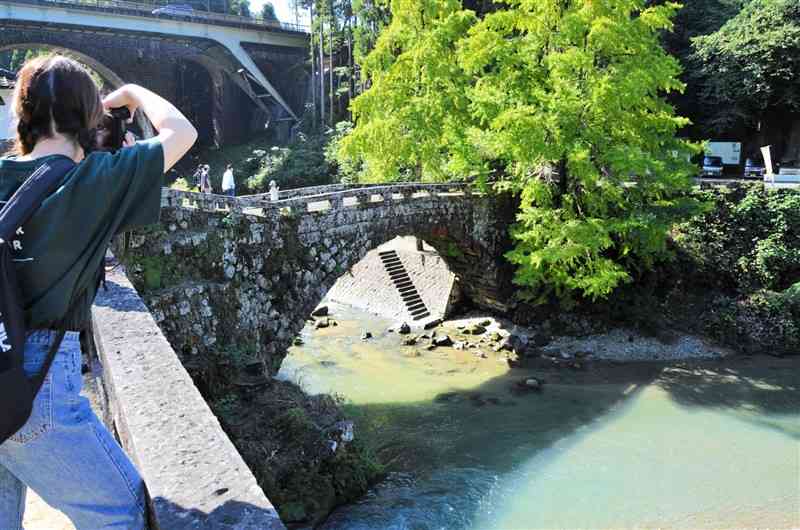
[[761, 145, 774, 181], [706, 141, 742, 165]]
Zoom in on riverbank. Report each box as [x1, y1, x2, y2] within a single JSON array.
[[282, 302, 799, 529]]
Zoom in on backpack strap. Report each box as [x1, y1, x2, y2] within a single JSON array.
[[0, 157, 75, 243], [0, 157, 74, 395]]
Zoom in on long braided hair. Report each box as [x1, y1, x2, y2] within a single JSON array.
[[11, 54, 103, 156]]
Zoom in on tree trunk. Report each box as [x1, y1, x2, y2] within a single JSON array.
[[309, 3, 317, 129], [328, 0, 335, 126], [556, 157, 568, 208], [347, 13, 353, 119], [318, 10, 326, 126]]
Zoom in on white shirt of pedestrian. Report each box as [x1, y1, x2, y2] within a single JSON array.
[[222, 169, 235, 191]]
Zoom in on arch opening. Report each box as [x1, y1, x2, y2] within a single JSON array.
[[0, 44, 154, 140], [322, 235, 464, 325]]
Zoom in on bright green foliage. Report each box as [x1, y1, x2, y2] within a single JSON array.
[[341, 0, 700, 302], [340, 0, 478, 182], [692, 0, 800, 131]]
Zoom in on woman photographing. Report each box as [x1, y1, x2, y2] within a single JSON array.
[[0, 54, 196, 528]]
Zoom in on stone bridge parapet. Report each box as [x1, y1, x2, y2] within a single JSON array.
[[87, 264, 284, 529]]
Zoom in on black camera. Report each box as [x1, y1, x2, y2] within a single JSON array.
[[95, 107, 131, 153]]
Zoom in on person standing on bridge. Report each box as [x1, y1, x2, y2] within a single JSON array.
[[221, 163, 236, 197], [200, 163, 211, 194], [0, 55, 197, 529]]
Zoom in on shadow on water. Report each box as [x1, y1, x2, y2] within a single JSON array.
[[315, 366, 657, 530], [655, 355, 800, 439], [314, 356, 800, 529]]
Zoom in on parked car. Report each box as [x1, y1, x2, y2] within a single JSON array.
[[701, 155, 724, 178], [744, 158, 765, 179], [775, 165, 800, 182], [152, 4, 195, 19]]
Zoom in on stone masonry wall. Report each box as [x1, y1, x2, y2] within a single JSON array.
[[118, 185, 516, 388]]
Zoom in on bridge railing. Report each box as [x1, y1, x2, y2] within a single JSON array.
[[163, 182, 475, 216], [10, 0, 309, 34], [267, 182, 474, 214]]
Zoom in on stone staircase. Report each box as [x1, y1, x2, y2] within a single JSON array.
[[379, 250, 430, 321]]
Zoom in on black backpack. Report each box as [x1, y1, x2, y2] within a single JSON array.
[[0, 158, 74, 443]]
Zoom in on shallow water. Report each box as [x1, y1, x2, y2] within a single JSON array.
[[280, 302, 800, 529]]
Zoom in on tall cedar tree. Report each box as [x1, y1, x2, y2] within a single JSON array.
[[341, 0, 700, 302]]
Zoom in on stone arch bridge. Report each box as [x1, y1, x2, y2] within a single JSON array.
[[119, 183, 516, 379]]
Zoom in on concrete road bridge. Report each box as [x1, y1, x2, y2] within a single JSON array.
[[1, 0, 309, 146], [120, 182, 516, 376]]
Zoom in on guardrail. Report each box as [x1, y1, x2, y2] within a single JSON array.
[[10, 0, 309, 34], [162, 182, 475, 216]]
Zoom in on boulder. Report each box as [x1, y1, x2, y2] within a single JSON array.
[[433, 335, 453, 347], [524, 377, 542, 390], [479, 319, 492, 327], [514, 377, 543, 391], [311, 306, 329, 317], [424, 318, 442, 330], [315, 318, 330, 329], [361, 331, 373, 341], [292, 337, 304, 346], [453, 341, 467, 351], [464, 324, 486, 335], [398, 322, 411, 335]]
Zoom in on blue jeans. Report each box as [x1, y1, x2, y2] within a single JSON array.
[[0, 331, 146, 529], [224, 188, 235, 197]]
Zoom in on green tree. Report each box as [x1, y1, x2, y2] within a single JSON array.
[[230, 0, 252, 17], [691, 0, 800, 133], [341, 0, 700, 302], [339, 0, 477, 180], [260, 2, 278, 20]]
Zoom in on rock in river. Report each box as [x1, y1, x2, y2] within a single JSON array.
[[311, 305, 329, 317], [464, 324, 487, 335], [433, 335, 453, 347], [398, 322, 412, 335]]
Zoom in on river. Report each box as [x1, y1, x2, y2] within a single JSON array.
[[279, 302, 800, 529]]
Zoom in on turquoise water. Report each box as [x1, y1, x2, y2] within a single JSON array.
[[280, 303, 800, 529]]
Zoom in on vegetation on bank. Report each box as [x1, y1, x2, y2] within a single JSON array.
[[204, 347, 383, 527], [512, 183, 800, 357], [673, 184, 800, 355]]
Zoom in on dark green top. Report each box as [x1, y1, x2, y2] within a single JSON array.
[[0, 138, 164, 329]]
